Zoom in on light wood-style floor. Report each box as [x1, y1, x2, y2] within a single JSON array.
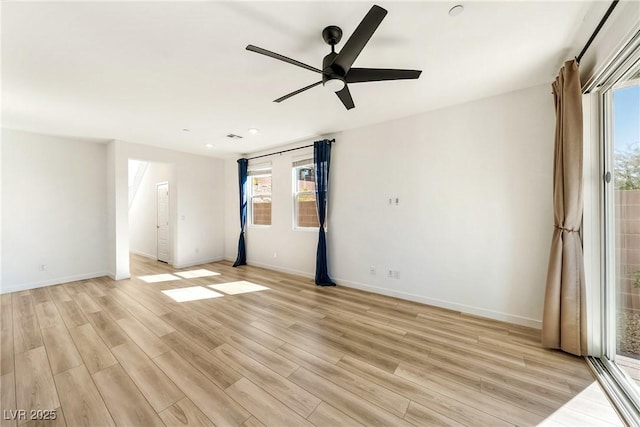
[[0, 255, 622, 426]]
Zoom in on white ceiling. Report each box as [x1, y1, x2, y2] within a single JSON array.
[[2, 1, 600, 157]]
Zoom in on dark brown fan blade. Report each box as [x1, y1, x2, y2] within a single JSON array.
[[246, 45, 322, 74], [332, 5, 387, 74], [346, 68, 422, 83], [274, 81, 323, 103], [335, 85, 355, 110]]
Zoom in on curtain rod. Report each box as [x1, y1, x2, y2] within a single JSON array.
[[576, 0, 619, 63], [246, 139, 335, 161]]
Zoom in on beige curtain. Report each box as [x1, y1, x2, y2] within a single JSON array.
[[542, 59, 587, 356]]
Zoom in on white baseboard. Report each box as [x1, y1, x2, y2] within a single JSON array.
[[0, 271, 109, 294], [173, 256, 225, 269], [333, 276, 542, 329], [235, 260, 541, 329], [245, 260, 315, 280], [129, 249, 156, 260], [107, 272, 131, 281]]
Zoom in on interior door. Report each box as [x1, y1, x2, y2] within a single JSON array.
[[156, 182, 170, 263]]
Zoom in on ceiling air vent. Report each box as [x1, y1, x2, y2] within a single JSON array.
[[226, 133, 243, 139]]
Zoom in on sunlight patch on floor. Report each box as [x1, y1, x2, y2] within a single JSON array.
[[162, 286, 224, 302], [138, 273, 182, 283], [209, 281, 270, 295], [537, 381, 623, 426], [174, 269, 221, 279]]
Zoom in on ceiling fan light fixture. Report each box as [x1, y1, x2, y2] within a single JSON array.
[[324, 77, 346, 92]]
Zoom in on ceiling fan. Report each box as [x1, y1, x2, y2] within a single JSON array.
[[246, 5, 422, 110]]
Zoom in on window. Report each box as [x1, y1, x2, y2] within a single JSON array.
[[249, 165, 272, 226], [293, 159, 319, 228]]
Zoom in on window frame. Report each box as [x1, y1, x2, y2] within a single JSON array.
[[248, 165, 272, 228], [292, 159, 320, 231]]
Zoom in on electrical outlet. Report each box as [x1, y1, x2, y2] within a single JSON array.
[[393, 270, 400, 279], [387, 269, 393, 278], [39, 264, 47, 271], [369, 266, 376, 275]]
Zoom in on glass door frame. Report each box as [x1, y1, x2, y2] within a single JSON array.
[[598, 30, 640, 415]]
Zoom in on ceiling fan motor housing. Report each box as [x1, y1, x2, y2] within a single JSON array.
[[322, 51, 345, 86]]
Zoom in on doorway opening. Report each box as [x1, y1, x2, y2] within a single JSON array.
[[128, 159, 175, 265]]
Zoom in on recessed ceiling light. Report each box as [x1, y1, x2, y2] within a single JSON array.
[[448, 5, 464, 17], [205, 143, 213, 149], [248, 128, 260, 135]]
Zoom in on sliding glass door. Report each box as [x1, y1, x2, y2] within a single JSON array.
[[602, 42, 640, 406]]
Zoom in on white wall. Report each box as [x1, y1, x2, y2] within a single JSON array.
[[107, 140, 130, 279], [2, 129, 108, 292], [225, 84, 554, 327], [128, 161, 174, 260]]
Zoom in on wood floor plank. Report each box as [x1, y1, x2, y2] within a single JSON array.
[[288, 322, 400, 373], [250, 319, 345, 364], [1, 295, 14, 376], [154, 350, 250, 427], [213, 343, 321, 418], [85, 311, 130, 349], [68, 323, 117, 374], [53, 365, 115, 427], [116, 317, 170, 358], [210, 326, 299, 377], [161, 331, 242, 390], [404, 401, 466, 427], [15, 347, 60, 418], [55, 301, 88, 329], [34, 302, 64, 330], [202, 307, 285, 351], [111, 341, 183, 412], [29, 288, 53, 306], [277, 343, 410, 417], [1, 373, 17, 427], [92, 364, 165, 427], [395, 363, 537, 426], [13, 292, 43, 354], [41, 324, 83, 375], [307, 402, 365, 427], [47, 286, 71, 304], [288, 367, 414, 427], [93, 295, 130, 320], [71, 292, 102, 315], [225, 378, 314, 427], [159, 312, 223, 350], [240, 417, 265, 427], [480, 378, 562, 416], [114, 283, 173, 316], [159, 397, 215, 427], [107, 289, 175, 336]]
